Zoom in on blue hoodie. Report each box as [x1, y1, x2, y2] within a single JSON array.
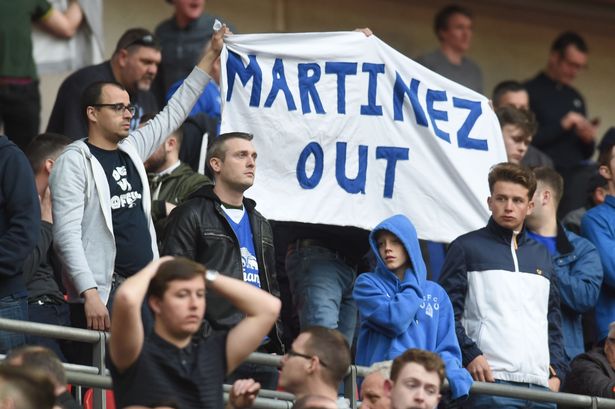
[[353, 214, 472, 399]]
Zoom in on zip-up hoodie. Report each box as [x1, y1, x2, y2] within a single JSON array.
[[0, 135, 40, 297], [439, 217, 568, 386], [353, 214, 472, 399], [50, 67, 211, 304]]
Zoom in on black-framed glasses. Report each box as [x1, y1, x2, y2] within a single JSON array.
[[286, 349, 328, 368], [123, 34, 159, 50], [91, 103, 137, 115]]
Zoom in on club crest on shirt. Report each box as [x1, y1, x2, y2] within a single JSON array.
[[419, 293, 439, 318]]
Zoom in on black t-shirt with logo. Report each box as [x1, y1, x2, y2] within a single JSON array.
[[87, 142, 153, 276]]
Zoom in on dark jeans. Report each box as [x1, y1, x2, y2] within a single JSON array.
[[28, 301, 70, 361], [226, 361, 279, 391], [0, 81, 40, 150], [0, 294, 28, 354]]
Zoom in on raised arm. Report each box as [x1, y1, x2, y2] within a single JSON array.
[[205, 273, 281, 374], [109, 257, 172, 372], [128, 26, 230, 160]]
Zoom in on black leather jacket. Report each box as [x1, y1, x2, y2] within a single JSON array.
[[161, 185, 284, 354]]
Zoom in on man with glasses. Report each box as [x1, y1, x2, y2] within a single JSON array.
[[525, 31, 597, 217], [47, 28, 162, 141], [49, 26, 229, 364], [278, 326, 351, 408]]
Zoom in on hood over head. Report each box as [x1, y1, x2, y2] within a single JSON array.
[[369, 214, 427, 284]]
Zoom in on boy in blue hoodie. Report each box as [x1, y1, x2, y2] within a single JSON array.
[[353, 214, 472, 400]]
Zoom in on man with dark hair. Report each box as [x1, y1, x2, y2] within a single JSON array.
[[525, 167, 602, 363], [492, 80, 553, 168], [0, 127, 40, 353], [108, 256, 281, 409], [49, 26, 228, 354], [417, 4, 482, 93], [440, 162, 568, 408], [525, 31, 597, 217], [22, 133, 71, 360], [278, 326, 351, 407], [162, 132, 284, 389], [496, 106, 537, 166], [47, 27, 162, 140], [144, 124, 211, 238], [6, 345, 80, 409], [384, 349, 445, 409], [581, 135, 615, 344], [153, 0, 234, 105]]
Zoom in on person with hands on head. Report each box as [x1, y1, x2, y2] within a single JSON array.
[[108, 256, 281, 409], [49, 26, 230, 362]]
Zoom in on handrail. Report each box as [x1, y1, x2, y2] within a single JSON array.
[[2, 318, 615, 408]]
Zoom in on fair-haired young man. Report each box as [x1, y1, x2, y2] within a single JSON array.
[[384, 348, 444, 409], [525, 167, 602, 363], [108, 257, 281, 409], [495, 106, 537, 165], [439, 162, 568, 408]]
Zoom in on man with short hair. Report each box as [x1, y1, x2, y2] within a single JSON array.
[[417, 4, 483, 93], [525, 167, 602, 363], [360, 361, 391, 409], [384, 348, 444, 409], [47, 28, 162, 140], [144, 124, 211, 238], [49, 27, 228, 344], [440, 162, 568, 408], [22, 133, 72, 360], [563, 321, 615, 398], [525, 31, 597, 216], [581, 137, 615, 344], [162, 132, 284, 388], [108, 256, 281, 409], [495, 105, 537, 165], [492, 80, 553, 168], [278, 326, 351, 408], [0, 118, 40, 353], [6, 345, 80, 409]]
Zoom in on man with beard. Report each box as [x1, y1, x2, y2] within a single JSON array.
[[49, 26, 229, 358], [47, 28, 162, 140]]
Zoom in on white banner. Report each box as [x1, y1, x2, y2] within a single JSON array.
[[220, 32, 506, 242]]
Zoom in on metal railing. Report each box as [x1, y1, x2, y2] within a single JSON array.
[[1, 317, 615, 409]]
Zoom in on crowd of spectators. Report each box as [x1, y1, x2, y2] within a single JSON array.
[[1, 1, 614, 409]]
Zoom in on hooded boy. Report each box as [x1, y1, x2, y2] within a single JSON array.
[[353, 214, 472, 399]]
